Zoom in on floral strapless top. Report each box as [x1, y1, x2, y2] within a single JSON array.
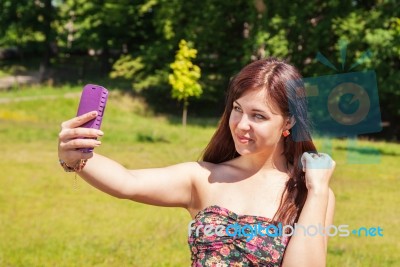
[[188, 205, 290, 267]]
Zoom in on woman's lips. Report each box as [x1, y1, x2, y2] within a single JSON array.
[[237, 134, 252, 143]]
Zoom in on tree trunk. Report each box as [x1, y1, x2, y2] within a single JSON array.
[[182, 101, 188, 128], [100, 46, 110, 75], [40, 0, 54, 82]]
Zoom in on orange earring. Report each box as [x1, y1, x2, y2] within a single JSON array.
[[282, 130, 290, 137]]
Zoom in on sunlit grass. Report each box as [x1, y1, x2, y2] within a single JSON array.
[[0, 86, 399, 266]]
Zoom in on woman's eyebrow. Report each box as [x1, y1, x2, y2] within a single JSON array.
[[251, 108, 269, 114], [233, 100, 241, 106], [234, 100, 270, 114]]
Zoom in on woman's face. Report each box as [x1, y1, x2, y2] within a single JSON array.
[[229, 88, 288, 157]]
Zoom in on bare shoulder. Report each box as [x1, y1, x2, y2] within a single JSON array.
[[188, 160, 242, 208], [170, 161, 205, 171], [187, 161, 225, 216], [160, 160, 229, 182], [195, 160, 237, 180], [166, 161, 220, 182], [196, 160, 220, 172], [171, 161, 214, 175], [160, 161, 202, 170]]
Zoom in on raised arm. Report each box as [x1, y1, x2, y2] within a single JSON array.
[[281, 152, 336, 267], [58, 111, 196, 208]]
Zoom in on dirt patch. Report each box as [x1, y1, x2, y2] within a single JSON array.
[[0, 71, 41, 90]]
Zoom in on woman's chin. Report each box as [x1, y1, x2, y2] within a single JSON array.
[[234, 147, 253, 156]]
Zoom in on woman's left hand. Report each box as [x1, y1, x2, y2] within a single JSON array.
[[301, 152, 336, 193]]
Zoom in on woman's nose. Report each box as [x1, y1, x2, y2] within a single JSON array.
[[237, 114, 251, 131]]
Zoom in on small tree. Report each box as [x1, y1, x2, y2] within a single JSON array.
[[169, 39, 202, 127]]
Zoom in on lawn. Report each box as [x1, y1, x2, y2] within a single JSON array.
[[0, 86, 399, 266]]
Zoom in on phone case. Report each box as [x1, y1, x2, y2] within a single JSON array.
[[76, 84, 108, 153]]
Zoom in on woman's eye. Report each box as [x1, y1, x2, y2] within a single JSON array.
[[254, 114, 265, 120], [233, 106, 242, 112]]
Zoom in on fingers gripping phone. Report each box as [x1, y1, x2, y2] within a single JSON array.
[[76, 84, 108, 153]]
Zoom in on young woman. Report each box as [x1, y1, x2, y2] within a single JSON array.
[[58, 58, 335, 267]]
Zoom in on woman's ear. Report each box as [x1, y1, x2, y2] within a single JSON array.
[[285, 116, 296, 130]]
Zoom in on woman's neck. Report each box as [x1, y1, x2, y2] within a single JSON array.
[[233, 142, 289, 175]]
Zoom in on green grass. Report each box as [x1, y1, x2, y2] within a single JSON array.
[[0, 70, 9, 78], [0, 86, 399, 266]]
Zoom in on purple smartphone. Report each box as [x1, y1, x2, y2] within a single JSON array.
[[76, 84, 108, 153]]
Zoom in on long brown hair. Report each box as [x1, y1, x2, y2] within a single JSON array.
[[202, 58, 317, 226]]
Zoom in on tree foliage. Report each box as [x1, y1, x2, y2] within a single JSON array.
[[0, 0, 399, 138], [169, 39, 202, 126], [169, 40, 202, 104]]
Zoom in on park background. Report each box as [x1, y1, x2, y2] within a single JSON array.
[[0, 0, 399, 266]]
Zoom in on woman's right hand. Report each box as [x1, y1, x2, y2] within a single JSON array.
[[57, 111, 197, 208], [58, 111, 104, 167]]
